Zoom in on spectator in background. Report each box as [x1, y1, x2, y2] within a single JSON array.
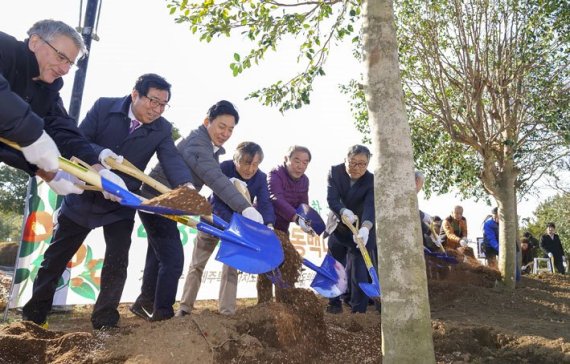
[[482, 207, 499, 268], [520, 237, 535, 274], [442, 205, 468, 250], [540, 222, 566, 274]]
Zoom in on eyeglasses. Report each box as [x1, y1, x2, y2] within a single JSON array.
[[37, 35, 75, 67], [143, 95, 170, 110], [346, 160, 368, 168]]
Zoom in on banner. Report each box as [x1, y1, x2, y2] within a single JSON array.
[[9, 177, 327, 308]]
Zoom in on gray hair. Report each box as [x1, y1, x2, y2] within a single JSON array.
[[286, 145, 312, 161], [347, 144, 371, 159], [233, 141, 264, 163], [27, 19, 87, 57]]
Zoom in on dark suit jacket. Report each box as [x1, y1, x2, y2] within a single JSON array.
[[0, 32, 97, 174], [327, 163, 375, 244], [61, 96, 192, 228]]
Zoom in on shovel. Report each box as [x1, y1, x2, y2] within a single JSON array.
[[423, 247, 459, 265], [0, 138, 191, 215], [302, 254, 348, 298], [104, 156, 284, 274], [341, 215, 381, 299], [296, 203, 326, 235]]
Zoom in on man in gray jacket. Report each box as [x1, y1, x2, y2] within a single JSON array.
[[131, 100, 263, 320]]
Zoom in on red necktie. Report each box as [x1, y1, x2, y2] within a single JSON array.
[[129, 119, 141, 134]]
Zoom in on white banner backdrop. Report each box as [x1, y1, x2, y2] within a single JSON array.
[[9, 177, 328, 308]]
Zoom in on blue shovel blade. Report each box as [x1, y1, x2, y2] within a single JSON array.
[[303, 255, 348, 298], [359, 266, 381, 298], [101, 176, 194, 215], [295, 204, 326, 235], [210, 214, 284, 274]]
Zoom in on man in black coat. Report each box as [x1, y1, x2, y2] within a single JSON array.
[[540, 222, 566, 274], [0, 19, 124, 195]]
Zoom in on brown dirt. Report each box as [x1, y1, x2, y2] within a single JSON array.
[[1, 259, 569, 363], [142, 186, 212, 215]]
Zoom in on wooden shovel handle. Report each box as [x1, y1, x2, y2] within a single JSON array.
[[341, 215, 375, 271], [104, 157, 170, 194]]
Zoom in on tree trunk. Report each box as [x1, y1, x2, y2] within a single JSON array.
[[362, 0, 435, 362], [494, 161, 518, 288]]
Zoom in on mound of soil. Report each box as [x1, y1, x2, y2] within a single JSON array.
[[1, 261, 569, 363]]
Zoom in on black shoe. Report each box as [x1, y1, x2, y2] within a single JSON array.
[[129, 302, 151, 321], [148, 310, 174, 322], [326, 304, 343, 314]]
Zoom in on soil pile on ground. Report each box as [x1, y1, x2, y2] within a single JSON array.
[[0, 321, 100, 364], [0, 260, 568, 363]]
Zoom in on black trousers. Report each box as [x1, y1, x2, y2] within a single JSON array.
[[22, 213, 134, 328], [135, 211, 184, 318]]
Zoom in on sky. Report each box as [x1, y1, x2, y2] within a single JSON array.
[[0, 0, 557, 239]]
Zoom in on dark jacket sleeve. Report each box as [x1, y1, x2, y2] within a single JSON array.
[[361, 175, 375, 226], [326, 166, 345, 215], [0, 73, 44, 146], [252, 171, 275, 225], [44, 98, 98, 165]]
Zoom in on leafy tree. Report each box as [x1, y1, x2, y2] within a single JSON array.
[[0, 165, 29, 213], [523, 193, 570, 254]]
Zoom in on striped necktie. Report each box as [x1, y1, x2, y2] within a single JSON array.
[[129, 119, 141, 134]]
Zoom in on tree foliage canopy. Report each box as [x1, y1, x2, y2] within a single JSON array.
[[0, 165, 28, 213]]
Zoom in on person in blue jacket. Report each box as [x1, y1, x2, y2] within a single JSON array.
[[326, 144, 376, 314], [0, 19, 122, 195], [22, 73, 193, 329], [482, 207, 499, 268], [175, 141, 273, 316]]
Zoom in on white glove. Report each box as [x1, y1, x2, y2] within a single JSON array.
[[21, 131, 60, 172], [353, 226, 369, 246], [297, 215, 314, 234], [459, 238, 468, 247], [341, 209, 357, 224], [98, 148, 124, 169], [229, 177, 248, 189], [46, 170, 84, 196], [98, 169, 127, 202], [434, 237, 443, 248], [242, 206, 263, 224]]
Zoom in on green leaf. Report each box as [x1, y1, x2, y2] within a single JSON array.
[[233, 53, 241, 61], [14, 268, 30, 284], [70, 282, 97, 301]]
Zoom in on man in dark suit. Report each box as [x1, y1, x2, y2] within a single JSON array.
[[22, 73, 194, 329], [326, 144, 376, 314]]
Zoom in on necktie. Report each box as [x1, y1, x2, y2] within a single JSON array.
[[129, 119, 141, 134]]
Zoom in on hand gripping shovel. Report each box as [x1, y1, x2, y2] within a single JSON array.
[[341, 215, 381, 299], [0, 138, 191, 215], [302, 254, 348, 298], [104, 156, 284, 274], [295, 203, 326, 235]]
